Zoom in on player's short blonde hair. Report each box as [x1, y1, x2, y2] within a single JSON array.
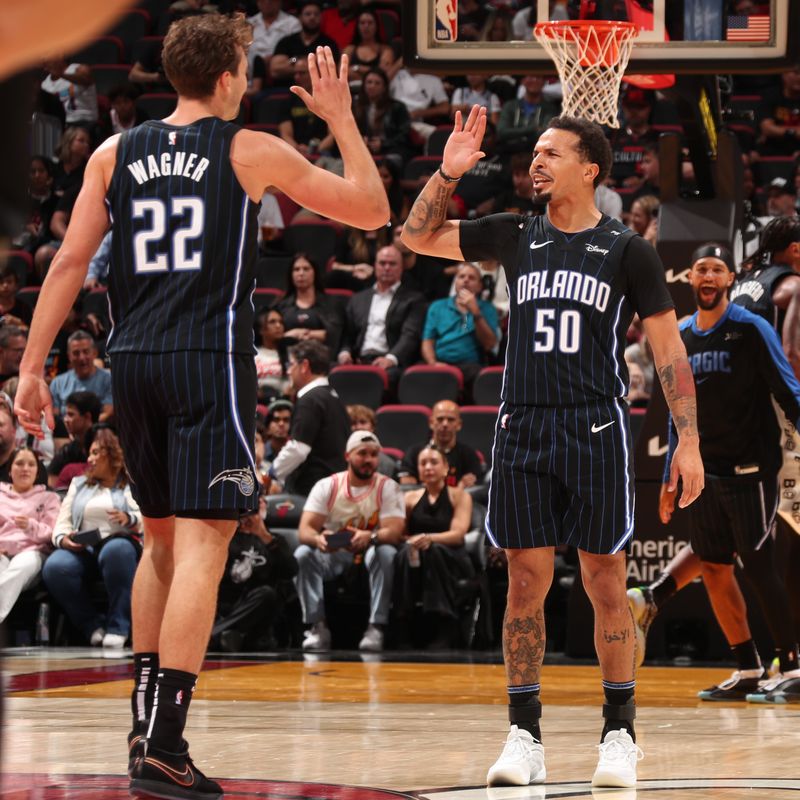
[[162, 13, 252, 100]]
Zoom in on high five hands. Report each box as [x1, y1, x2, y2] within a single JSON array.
[[290, 46, 352, 124], [441, 105, 488, 180]]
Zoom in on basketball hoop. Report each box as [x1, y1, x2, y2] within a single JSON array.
[[534, 20, 639, 128]]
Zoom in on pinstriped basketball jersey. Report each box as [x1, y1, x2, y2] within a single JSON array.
[[105, 118, 260, 355], [460, 213, 673, 407]]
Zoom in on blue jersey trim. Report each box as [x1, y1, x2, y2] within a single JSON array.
[[610, 397, 635, 553]]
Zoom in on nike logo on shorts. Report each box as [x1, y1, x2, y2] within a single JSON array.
[[591, 420, 615, 433], [530, 240, 552, 250]]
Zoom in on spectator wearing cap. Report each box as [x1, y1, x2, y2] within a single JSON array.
[[270, 1, 340, 86], [766, 180, 799, 219], [757, 66, 800, 157], [263, 399, 293, 466], [607, 87, 659, 188], [295, 428, 405, 652], [268, 340, 350, 496]]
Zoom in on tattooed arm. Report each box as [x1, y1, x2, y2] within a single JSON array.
[[643, 309, 705, 508], [400, 105, 488, 259]]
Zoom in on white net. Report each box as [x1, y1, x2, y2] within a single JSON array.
[[533, 21, 638, 128]]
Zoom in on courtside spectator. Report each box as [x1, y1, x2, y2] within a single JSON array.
[[48, 331, 113, 421], [0, 327, 27, 384], [0, 265, 32, 328], [40, 55, 98, 126], [47, 391, 101, 488], [757, 65, 800, 157]]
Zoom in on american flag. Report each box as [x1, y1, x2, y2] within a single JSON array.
[[726, 15, 771, 41]]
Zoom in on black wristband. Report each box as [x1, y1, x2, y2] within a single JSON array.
[[438, 166, 461, 183]]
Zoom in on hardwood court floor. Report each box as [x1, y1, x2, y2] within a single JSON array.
[[3, 648, 799, 799]]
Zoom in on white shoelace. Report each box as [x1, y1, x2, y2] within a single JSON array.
[[718, 669, 762, 690], [502, 732, 539, 761], [597, 737, 644, 764]]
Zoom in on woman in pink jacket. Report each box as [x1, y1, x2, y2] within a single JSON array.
[[0, 447, 61, 621]]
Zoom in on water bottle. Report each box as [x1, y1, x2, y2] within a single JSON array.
[[36, 602, 50, 646]]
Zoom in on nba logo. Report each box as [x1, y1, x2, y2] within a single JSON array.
[[168, 131, 177, 146], [435, 0, 457, 41]]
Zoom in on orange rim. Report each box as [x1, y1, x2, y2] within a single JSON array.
[[534, 20, 639, 40]]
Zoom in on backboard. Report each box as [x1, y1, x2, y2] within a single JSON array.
[[403, 0, 800, 75]]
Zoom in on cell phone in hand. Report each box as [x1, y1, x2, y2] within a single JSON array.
[[71, 528, 102, 546], [326, 529, 353, 549]]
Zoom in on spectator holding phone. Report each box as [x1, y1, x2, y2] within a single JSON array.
[[295, 430, 405, 652], [43, 427, 141, 648]]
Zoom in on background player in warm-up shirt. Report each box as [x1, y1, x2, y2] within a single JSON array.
[[15, 15, 388, 800], [401, 106, 703, 790], [660, 244, 800, 702]]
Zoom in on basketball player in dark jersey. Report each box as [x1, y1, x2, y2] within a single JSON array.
[[15, 15, 388, 800], [630, 218, 800, 703], [401, 106, 703, 789], [660, 244, 800, 702]]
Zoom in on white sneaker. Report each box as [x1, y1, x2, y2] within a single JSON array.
[[358, 624, 384, 652], [102, 632, 127, 649], [90, 628, 105, 646], [302, 621, 331, 651], [591, 729, 643, 788], [486, 725, 546, 786]]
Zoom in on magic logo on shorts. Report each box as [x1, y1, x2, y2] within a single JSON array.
[[208, 467, 256, 496]]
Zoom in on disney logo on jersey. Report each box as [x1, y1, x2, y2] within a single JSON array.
[[516, 269, 611, 312], [585, 244, 609, 255], [208, 467, 256, 496]]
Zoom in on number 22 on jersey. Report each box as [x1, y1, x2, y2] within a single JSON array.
[[132, 197, 205, 273]]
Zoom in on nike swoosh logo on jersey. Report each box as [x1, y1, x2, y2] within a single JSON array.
[[530, 240, 552, 250], [591, 421, 615, 433], [147, 757, 195, 787], [695, 376, 710, 385]]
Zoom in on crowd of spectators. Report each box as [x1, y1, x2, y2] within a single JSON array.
[[3, 0, 800, 652]]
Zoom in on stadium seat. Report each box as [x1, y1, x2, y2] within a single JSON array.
[[397, 364, 463, 405], [83, 287, 110, 325], [264, 493, 307, 551], [90, 64, 134, 96], [375, 9, 400, 40], [273, 192, 302, 227], [424, 126, 453, 157], [253, 288, 284, 315], [72, 36, 126, 65], [282, 220, 342, 270], [472, 366, 504, 406], [256, 255, 292, 290], [329, 365, 388, 409], [108, 9, 152, 53], [17, 287, 40, 313], [136, 93, 178, 119], [252, 93, 290, 125], [375, 404, 431, 451], [1, 250, 32, 286], [629, 406, 646, 443], [459, 405, 499, 463], [403, 155, 441, 184]]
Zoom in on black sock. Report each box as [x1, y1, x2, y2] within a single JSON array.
[[147, 668, 196, 753], [650, 574, 678, 610], [731, 639, 762, 672], [131, 653, 159, 735], [602, 680, 636, 742], [508, 683, 541, 742], [775, 645, 799, 674]]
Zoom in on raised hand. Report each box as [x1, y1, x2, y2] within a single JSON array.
[[442, 105, 488, 179], [290, 46, 352, 125]]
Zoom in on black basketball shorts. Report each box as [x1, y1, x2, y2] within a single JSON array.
[[689, 473, 777, 565], [110, 350, 259, 519], [486, 399, 635, 554]]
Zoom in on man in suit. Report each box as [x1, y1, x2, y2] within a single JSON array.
[[337, 244, 427, 387]]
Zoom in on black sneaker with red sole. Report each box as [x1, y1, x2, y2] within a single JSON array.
[[129, 745, 223, 800]]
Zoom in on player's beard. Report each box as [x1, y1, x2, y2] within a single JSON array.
[[532, 188, 552, 204], [693, 285, 726, 311]]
